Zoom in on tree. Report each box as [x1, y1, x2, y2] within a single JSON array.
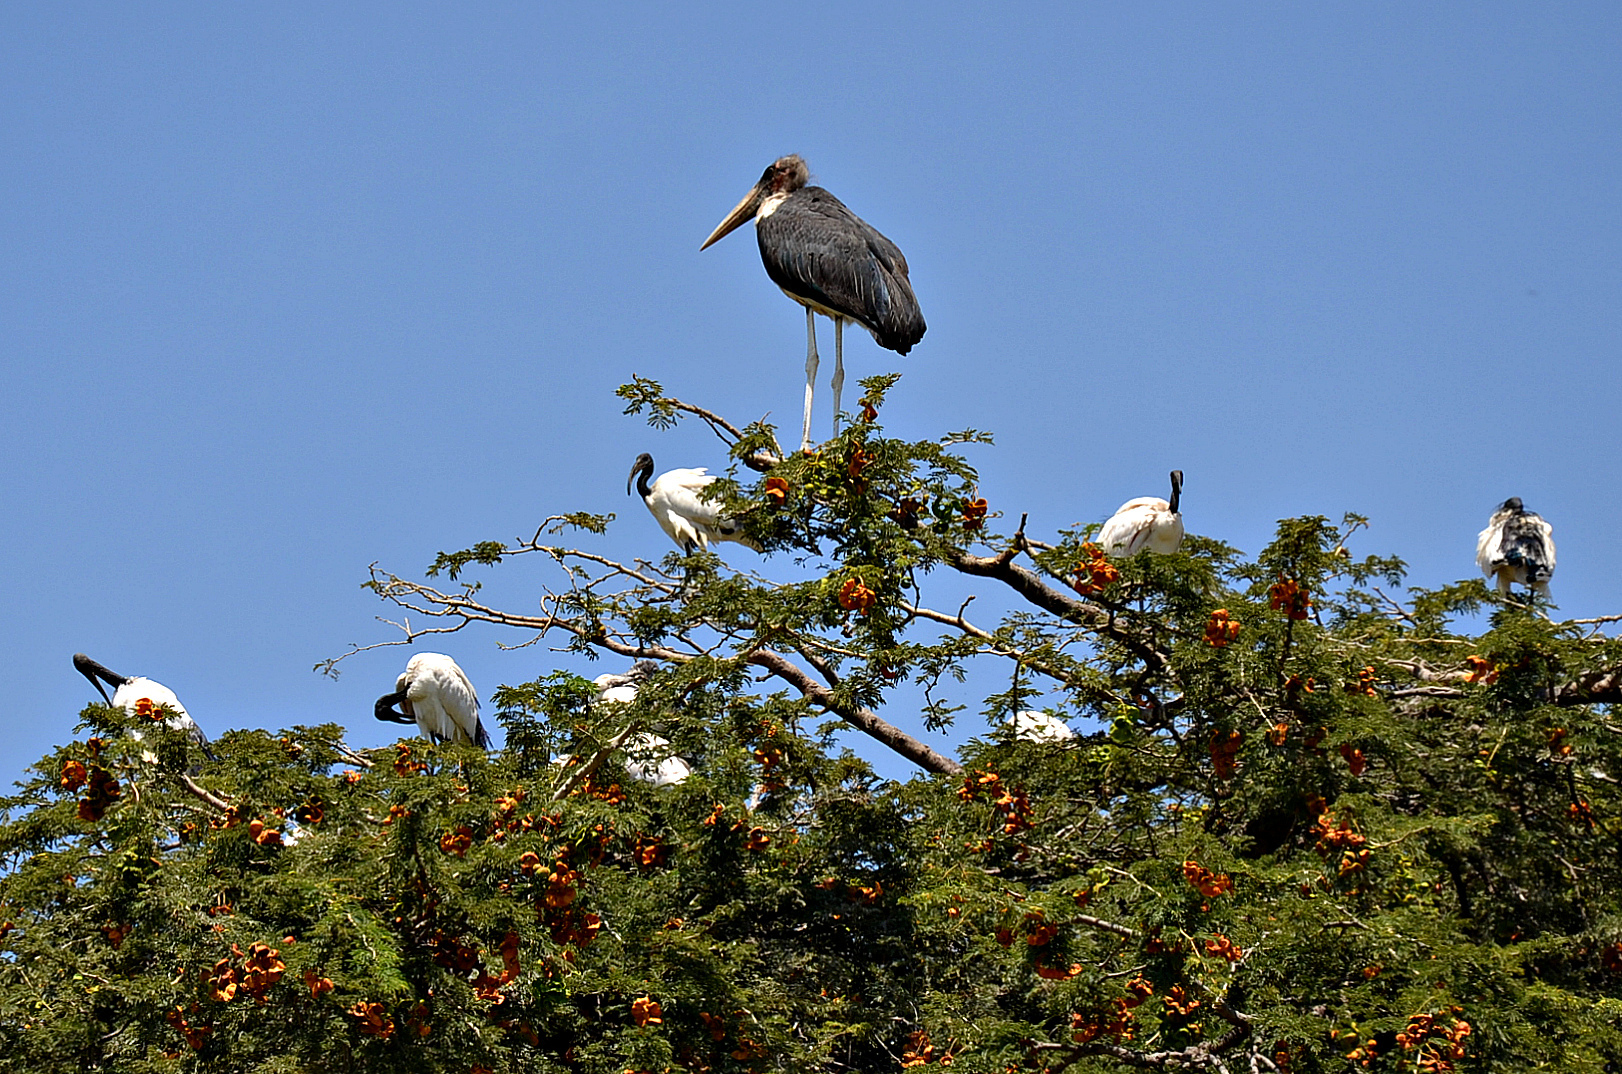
[[2, 376, 1620, 1072]]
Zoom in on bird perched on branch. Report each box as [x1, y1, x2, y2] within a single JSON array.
[[73, 652, 214, 758], [1476, 497, 1556, 597], [1099, 471, 1185, 557], [701, 154, 926, 450], [591, 662, 690, 787], [1011, 709, 1078, 744], [375, 652, 491, 748], [628, 452, 760, 554]]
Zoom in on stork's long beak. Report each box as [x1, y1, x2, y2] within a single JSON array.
[[700, 182, 767, 250]]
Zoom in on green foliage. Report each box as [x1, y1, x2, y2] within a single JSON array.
[[4, 383, 1621, 1072]]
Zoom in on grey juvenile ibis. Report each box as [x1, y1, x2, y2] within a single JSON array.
[[701, 154, 926, 450], [1476, 497, 1556, 597]]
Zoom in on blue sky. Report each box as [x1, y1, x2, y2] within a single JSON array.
[[3, 5, 1619, 788]]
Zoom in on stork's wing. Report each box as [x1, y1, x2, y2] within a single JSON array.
[[756, 187, 926, 354]]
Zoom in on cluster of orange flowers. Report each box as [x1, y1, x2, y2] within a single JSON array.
[[838, 576, 877, 615], [1311, 812, 1370, 877], [1182, 860, 1233, 898], [203, 942, 285, 1004], [1071, 542, 1119, 597], [631, 996, 663, 1027], [1208, 729, 1242, 780], [1203, 609, 1241, 647], [348, 1000, 395, 1039], [393, 743, 429, 776], [247, 818, 283, 847], [165, 1007, 211, 1051], [1547, 727, 1572, 757], [1204, 933, 1242, 962], [633, 834, 671, 870], [1463, 655, 1499, 684], [439, 826, 474, 857], [960, 497, 988, 531], [1268, 577, 1312, 620], [101, 921, 131, 949], [75, 764, 121, 822], [847, 445, 873, 484], [1266, 721, 1289, 746], [899, 1028, 953, 1067], [294, 798, 324, 825], [958, 769, 1035, 835], [1395, 1011, 1471, 1071], [1570, 800, 1596, 830], [304, 969, 334, 998], [1345, 666, 1378, 697], [1070, 1000, 1136, 1044], [763, 476, 789, 507], [858, 395, 880, 422], [1162, 984, 1200, 1017]]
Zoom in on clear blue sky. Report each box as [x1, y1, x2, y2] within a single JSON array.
[[4, 5, 1618, 788]]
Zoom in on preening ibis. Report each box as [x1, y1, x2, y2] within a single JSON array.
[[591, 662, 691, 787], [701, 154, 926, 450], [1011, 709, 1078, 744], [1099, 471, 1185, 557], [629, 453, 760, 554], [375, 653, 492, 748], [73, 652, 214, 757], [1476, 497, 1556, 597]]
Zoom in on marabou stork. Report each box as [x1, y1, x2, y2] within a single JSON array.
[[1099, 471, 1185, 557], [375, 652, 491, 748], [629, 453, 760, 554], [73, 652, 214, 758], [1011, 709, 1078, 744], [701, 155, 926, 450], [1476, 497, 1556, 597], [587, 662, 691, 787]]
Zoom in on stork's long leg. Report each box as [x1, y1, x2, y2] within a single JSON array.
[[802, 307, 820, 451], [831, 317, 845, 438]]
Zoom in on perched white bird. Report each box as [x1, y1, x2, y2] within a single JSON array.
[[74, 652, 213, 757], [1099, 471, 1185, 557], [375, 653, 491, 748], [589, 661, 691, 787], [628, 453, 760, 554], [1476, 497, 1556, 597], [1011, 709, 1078, 744]]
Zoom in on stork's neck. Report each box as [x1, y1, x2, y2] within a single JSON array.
[[756, 192, 789, 221]]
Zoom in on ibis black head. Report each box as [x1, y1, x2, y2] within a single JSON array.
[[73, 653, 128, 705], [701, 155, 811, 250], [374, 690, 415, 726], [628, 453, 655, 498], [1168, 470, 1184, 514], [1499, 497, 1525, 514]]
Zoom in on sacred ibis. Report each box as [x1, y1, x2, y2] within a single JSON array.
[[1099, 471, 1185, 557], [629, 453, 760, 554], [1476, 497, 1556, 597], [590, 661, 690, 787], [374, 652, 491, 748], [701, 154, 926, 450], [73, 652, 214, 758]]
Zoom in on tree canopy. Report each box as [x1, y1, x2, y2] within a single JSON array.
[[3, 377, 1620, 1073]]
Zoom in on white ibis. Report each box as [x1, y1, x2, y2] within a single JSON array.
[[1011, 709, 1078, 744], [1098, 471, 1185, 557], [1476, 497, 1556, 597], [591, 662, 690, 787], [73, 652, 214, 758], [629, 453, 761, 554], [375, 653, 491, 748], [701, 154, 926, 450]]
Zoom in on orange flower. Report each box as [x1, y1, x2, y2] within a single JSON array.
[[134, 697, 156, 719], [1182, 860, 1233, 897], [1463, 656, 1499, 684], [1266, 722, 1289, 746], [1034, 956, 1083, 980], [1123, 977, 1154, 1007], [1209, 729, 1242, 780], [205, 958, 239, 1003], [1072, 543, 1119, 597], [763, 476, 789, 507], [1163, 985, 1200, 1016], [439, 826, 474, 857], [1339, 744, 1367, 776], [1547, 727, 1572, 757], [1204, 609, 1242, 647], [847, 446, 873, 480], [1345, 666, 1378, 697], [304, 969, 334, 998], [838, 577, 877, 615], [101, 922, 131, 948], [1204, 933, 1242, 962], [858, 395, 879, 422], [702, 803, 726, 827], [1268, 578, 1311, 620], [631, 996, 663, 1027], [60, 759, 88, 791], [961, 497, 988, 531], [347, 1000, 395, 1039], [745, 826, 772, 852]]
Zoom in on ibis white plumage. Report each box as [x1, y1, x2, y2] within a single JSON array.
[[628, 452, 760, 554], [375, 653, 491, 748], [1476, 497, 1556, 597], [590, 662, 691, 787], [1011, 709, 1078, 744], [74, 652, 213, 756], [701, 155, 926, 450], [1098, 471, 1185, 557]]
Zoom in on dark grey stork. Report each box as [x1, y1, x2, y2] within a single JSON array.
[[1476, 497, 1556, 597], [701, 155, 926, 450]]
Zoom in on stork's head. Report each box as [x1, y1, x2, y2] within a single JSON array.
[[628, 453, 655, 497], [701, 155, 810, 250]]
